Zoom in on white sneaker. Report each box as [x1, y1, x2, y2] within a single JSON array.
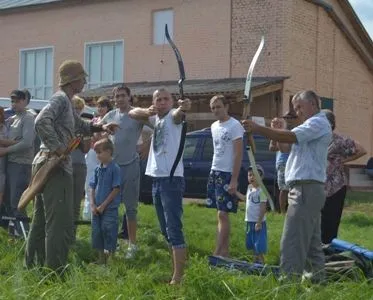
[[125, 244, 137, 259]]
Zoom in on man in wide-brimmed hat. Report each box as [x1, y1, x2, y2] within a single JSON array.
[[25, 60, 118, 271]]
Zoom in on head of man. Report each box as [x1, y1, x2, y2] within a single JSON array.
[[10, 90, 27, 113], [58, 60, 87, 94], [291, 90, 320, 123], [152, 88, 174, 117], [113, 85, 132, 112], [210, 95, 230, 121]]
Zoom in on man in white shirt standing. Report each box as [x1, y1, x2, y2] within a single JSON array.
[[242, 90, 332, 283], [206, 95, 244, 258], [129, 88, 191, 285]]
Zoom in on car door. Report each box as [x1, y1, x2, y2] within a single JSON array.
[[182, 135, 200, 196], [189, 134, 213, 198]]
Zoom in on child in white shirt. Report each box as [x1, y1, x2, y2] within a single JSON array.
[[236, 165, 268, 264]]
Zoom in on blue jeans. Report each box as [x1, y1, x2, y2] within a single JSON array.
[[91, 208, 118, 252], [152, 177, 186, 248]]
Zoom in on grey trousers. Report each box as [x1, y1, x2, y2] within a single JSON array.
[[72, 164, 87, 240], [6, 162, 31, 217], [280, 183, 326, 280], [25, 164, 73, 271]]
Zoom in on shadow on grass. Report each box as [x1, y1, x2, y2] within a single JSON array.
[[345, 191, 373, 205], [342, 213, 373, 227]]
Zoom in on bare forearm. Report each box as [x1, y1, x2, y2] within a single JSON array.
[[255, 126, 297, 144], [90, 189, 96, 206], [231, 152, 242, 182], [100, 188, 120, 209], [0, 139, 18, 147], [235, 191, 246, 201], [172, 107, 187, 124], [128, 108, 151, 121], [343, 143, 367, 163], [257, 203, 266, 223]]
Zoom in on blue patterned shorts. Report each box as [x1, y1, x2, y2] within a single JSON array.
[[206, 170, 238, 213]]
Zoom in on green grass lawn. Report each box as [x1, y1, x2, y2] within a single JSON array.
[[1, 191, 373, 299]]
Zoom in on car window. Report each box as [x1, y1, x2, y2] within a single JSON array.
[[202, 137, 214, 161], [253, 138, 276, 161], [183, 136, 199, 160]]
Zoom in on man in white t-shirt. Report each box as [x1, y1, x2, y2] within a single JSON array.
[[206, 95, 244, 258], [129, 88, 191, 285]]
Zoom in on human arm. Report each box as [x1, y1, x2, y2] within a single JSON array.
[[96, 165, 121, 214], [96, 187, 120, 214], [255, 201, 267, 231], [35, 98, 68, 155], [235, 190, 246, 202], [0, 139, 18, 147], [90, 188, 98, 216], [89, 169, 98, 215], [228, 138, 243, 195], [128, 106, 157, 122], [4, 114, 35, 155], [172, 99, 192, 124], [342, 141, 367, 164]]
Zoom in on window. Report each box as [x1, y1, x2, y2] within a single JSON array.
[[85, 41, 124, 89], [320, 97, 334, 111], [153, 9, 174, 45], [202, 137, 214, 161], [20, 47, 53, 99], [183, 136, 198, 160]]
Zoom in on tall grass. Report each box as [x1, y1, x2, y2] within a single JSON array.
[[0, 191, 373, 299]]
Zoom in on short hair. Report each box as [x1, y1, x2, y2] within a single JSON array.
[[72, 96, 85, 110], [112, 84, 135, 104], [152, 88, 172, 100], [322, 109, 335, 130], [210, 94, 229, 106], [23, 89, 31, 104], [97, 96, 113, 111], [292, 90, 320, 110], [93, 138, 114, 155], [248, 165, 264, 178]]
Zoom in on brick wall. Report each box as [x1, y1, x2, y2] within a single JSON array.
[[230, 0, 291, 78], [0, 0, 231, 96], [284, 0, 373, 162]]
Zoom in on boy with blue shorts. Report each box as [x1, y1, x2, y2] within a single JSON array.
[[236, 165, 268, 264], [207, 95, 244, 257], [90, 138, 121, 264]]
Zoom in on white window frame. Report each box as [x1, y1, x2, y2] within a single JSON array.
[[19, 46, 54, 100], [84, 40, 124, 90], [152, 9, 174, 45]]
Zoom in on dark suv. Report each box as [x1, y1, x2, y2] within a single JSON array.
[[140, 128, 278, 206]]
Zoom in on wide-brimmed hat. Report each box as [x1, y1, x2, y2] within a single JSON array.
[[59, 60, 88, 87]]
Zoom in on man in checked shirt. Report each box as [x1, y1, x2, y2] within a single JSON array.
[[25, 60, 118, 271]]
